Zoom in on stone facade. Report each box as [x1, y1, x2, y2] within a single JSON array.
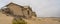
[[1, 3, 37, 18]]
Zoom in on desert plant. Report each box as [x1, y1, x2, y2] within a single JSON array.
[[12, 18, 27, 24]]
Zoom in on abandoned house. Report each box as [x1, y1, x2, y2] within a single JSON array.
[[1, 2, 37, 18]]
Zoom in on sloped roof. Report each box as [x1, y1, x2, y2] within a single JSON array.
[[3, 2, 32, 11], [5, 2, 24, 8]]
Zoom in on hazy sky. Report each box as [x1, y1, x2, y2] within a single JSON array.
[[0, 0, 60, 17]]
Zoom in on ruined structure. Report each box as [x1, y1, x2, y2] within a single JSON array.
[[1, 2, 37, 19]]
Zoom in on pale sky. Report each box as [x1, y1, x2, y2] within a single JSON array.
[[0, 0, 60, 17]]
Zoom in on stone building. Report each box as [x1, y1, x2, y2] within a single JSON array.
[[1, 2, 37, 18]]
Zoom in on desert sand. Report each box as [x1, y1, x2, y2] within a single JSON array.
[[0, 12, 14, 24], [24, 16, 60, 24], [0, 12, 60, 24]]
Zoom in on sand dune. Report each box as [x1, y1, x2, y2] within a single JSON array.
[[0, 12, 14, 24]]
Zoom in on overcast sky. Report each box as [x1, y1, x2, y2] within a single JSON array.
[[0, 0, 60, 17]]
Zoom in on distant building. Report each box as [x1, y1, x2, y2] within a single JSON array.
[[1, 2, 37, 18]]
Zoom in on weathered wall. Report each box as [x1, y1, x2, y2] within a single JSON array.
[[32, 12, 37, 17], [7, 3, 23, 16], [22, 7, 33, 18], [1, 3, 37, 18]]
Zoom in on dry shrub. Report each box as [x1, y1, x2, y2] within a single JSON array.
[[12, 18, 27, 24]]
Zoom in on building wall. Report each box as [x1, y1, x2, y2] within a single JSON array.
[[32, 12, 37, 17], [1, 3, 37, 18], [7, 3, 23, 16], [22, 8, 33, 18], [23, 8, 29, 18]]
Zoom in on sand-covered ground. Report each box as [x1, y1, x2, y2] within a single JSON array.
[[0, 12, 60, 24], [0, 12, 14, 24], [24, 16, 60, 24]]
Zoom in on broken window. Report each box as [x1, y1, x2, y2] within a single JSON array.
[[27, 11, 29, 15]]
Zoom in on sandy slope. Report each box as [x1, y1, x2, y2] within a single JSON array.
[[0, 12, 60, 24], [0, 12, 14, 24], [24, 16, 60, 24]]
